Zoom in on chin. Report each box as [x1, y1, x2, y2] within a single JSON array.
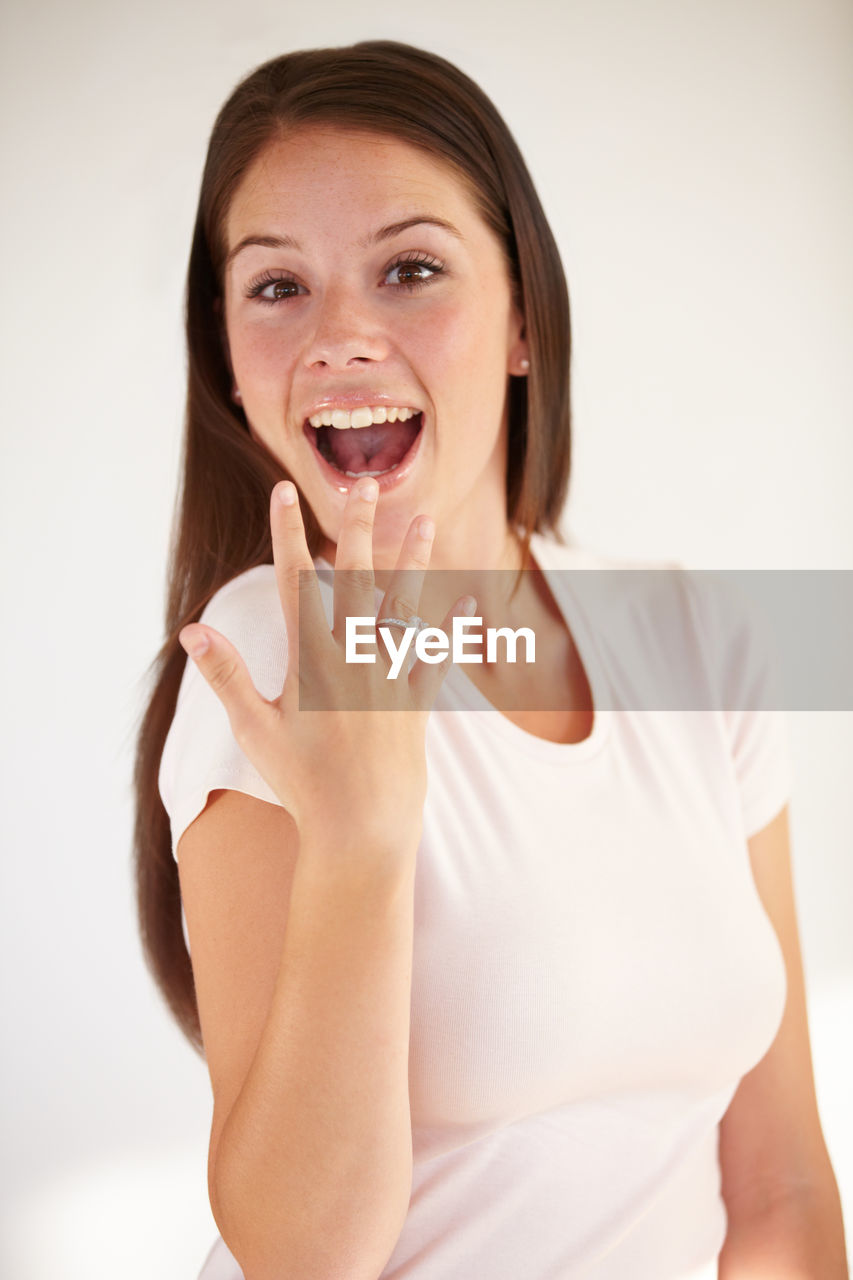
[[372, 509, 423, 568]]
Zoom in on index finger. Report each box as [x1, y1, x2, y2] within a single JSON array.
[[270, 481, 331, 684]]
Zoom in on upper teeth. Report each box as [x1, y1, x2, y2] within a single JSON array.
[[308, 406, 419, 429]]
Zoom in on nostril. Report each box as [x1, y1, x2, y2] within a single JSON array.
[[308, 355, 377, 370], [303, 318, 389, 369]]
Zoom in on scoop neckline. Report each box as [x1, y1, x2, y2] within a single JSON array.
[[316, 536, 612, 763], [436, 534, 612, 762]]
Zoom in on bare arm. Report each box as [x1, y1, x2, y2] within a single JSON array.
[[717, 805, 847, 1277], [179, 792, 419, 1280], [176, 479, 469, 1280]]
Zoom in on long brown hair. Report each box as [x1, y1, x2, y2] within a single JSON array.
[[134, 40, 573, 1050]]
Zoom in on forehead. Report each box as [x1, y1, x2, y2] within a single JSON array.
[[225, 126, 485, 248]]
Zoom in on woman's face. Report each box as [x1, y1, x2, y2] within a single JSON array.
[[222, 125, 528, 568]]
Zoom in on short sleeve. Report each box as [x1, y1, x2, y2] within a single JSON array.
[[683, 569, 794, 840], [158, 565, 288, 860]]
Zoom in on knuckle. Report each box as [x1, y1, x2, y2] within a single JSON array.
[[344, 566, 375, 595], [287, 564, 312, 596], [405, 536, 432, 567], [350, 505, 376, 534], [205, 654, 239, 694], [387, 592, 419, 620]]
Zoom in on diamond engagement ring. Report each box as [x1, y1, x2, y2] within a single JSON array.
[[376, 615, 428, 633]]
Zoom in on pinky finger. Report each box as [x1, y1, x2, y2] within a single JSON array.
[[408, 595, 478, 711]]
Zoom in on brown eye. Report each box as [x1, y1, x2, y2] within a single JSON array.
[[247, 275, 304, 302], [395, 264, 428, 284], [271, 279, 299, 299], [385, 257, 443, 288]]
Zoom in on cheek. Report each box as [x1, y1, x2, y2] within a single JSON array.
[[226, 313, 296, 388], [400, 293, 508, 377]]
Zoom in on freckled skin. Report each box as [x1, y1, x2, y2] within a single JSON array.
[[223, 126, 527, 572]]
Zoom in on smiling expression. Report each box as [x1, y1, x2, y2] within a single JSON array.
[[222, 126, 528, 569]]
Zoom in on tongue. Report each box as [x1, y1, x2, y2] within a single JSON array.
[[319, 418, 420, 475]]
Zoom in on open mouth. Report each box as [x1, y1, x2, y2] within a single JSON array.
[[304, 410, 424, 483]]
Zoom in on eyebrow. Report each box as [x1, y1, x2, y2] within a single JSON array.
[[225, 215, 464, 269], [365, 216, 464, 247]]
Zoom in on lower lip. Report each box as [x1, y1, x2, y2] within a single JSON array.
[[302, 415, 426, 495]]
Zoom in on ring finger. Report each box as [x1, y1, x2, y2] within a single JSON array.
[[375, 514, 437, 655]]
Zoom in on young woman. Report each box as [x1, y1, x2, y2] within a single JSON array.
[[134, 41, 847, 1280]]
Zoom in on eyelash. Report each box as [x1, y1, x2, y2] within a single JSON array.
[[244, 252, 446, 304]]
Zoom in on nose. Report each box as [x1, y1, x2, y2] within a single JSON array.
[[302, 287, 390, 370]]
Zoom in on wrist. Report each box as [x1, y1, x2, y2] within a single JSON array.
[[296, 816, 423, 874]]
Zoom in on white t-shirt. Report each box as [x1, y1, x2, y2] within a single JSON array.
[[159, 534, 791, 1280]]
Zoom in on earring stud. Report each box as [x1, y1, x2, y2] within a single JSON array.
[[519, 358, 530, 372]]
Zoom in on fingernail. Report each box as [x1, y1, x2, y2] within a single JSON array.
[[461, 596, 477, 616], [417, 517, 435, 541], [358, 479, 379, 502], [179, 626, 209, 659], [278, 481, 297, 506]]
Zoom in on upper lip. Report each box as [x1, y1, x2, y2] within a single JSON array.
[[300, 392, 424, 422]]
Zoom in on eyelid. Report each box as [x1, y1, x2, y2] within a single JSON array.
[[383, 248, 443, 266]]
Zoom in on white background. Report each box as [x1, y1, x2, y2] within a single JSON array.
[[1, 0, 851, 1275]]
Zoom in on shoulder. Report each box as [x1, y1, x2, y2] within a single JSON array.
[[532, 531, 764, 639], [530, 530, 686, 633], [532, 532, 782, 708], [160, 565, 287, 857], [194, 564, 288, 702], [199, 563, 281, 639], [167, 563, 284, 751], [529, 530, 676, 574]]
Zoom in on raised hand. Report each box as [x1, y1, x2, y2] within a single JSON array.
[[178, 477, 473, 848]]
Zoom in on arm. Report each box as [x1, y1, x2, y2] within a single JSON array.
[[179, 790, 418, 1280], [717, 804, 848, 1278], [176, 480, 467, 1280]]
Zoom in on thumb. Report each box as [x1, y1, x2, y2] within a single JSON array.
[[178, 623, 273, 752]]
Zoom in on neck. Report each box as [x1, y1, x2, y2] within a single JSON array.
[[417, 525, 535, 636]]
